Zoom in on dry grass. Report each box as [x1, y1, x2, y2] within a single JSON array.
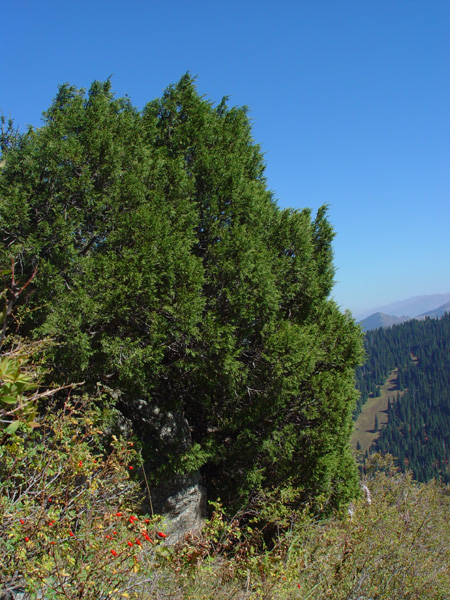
[[351, 369, 404, 453]]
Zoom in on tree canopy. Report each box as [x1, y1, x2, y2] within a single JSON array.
[[0, 75, 363, 510]]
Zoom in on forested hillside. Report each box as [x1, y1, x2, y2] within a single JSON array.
[[355, 314, 450, 482]]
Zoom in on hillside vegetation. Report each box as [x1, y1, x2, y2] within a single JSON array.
[[351, 368, 400, 453], [355, 313, 450, 482], [1, 79, 449, 599], [1, 354, 449, 600], [2, 399, 449, 600]]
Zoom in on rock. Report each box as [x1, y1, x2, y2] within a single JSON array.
[[0, 590, 29, 600], [119, 397, 207, 542], [151, 471, 207, 543]]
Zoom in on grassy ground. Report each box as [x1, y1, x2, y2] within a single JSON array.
[[351, 369, 402, 453]]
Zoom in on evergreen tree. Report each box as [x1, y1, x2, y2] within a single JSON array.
[[0, 76, 364, 509]]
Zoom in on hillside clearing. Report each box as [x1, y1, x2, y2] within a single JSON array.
[[352, 369, 403, 453]]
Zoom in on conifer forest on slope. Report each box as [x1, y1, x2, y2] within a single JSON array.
[[354, 313, 450, 483]]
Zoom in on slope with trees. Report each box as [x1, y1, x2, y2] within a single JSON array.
[[355, 314, 450, 482]]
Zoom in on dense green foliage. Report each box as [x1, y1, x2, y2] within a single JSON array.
[[376, 314, 450, 482], [3, 416, 450, 600], [2, 79, 450, 600], [2, 315, 448, 600], [0, 76, 363, 509], [355, 314, 450, 482]]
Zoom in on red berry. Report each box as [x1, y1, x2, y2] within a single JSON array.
[[20, 519, 25, 525], [69, 531, 74, 537], [25, 537, 30, 542], [116, 512, 122, 517], [157, 531, 167, 538], [111, 549, 118, 556], [127, 541, 133, 547], [128, 466, 133, 470]]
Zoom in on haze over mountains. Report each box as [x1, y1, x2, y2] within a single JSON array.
[[419, 300, 450, 319], [357, 293, 450, 332]]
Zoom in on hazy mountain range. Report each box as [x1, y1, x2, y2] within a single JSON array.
[[357, 294, 450, 332], [357, 293, 450, 321]]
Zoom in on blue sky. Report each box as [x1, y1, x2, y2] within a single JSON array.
[[2, 0, 449, 317]]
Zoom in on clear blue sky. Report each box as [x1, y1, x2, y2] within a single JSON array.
[[2, 0, 449, 317]]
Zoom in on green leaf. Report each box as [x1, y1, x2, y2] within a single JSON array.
[[0, 395, 19, 404], [5, 420, 20, 434]]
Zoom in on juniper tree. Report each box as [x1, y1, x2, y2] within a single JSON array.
[[0, 75, 363, 510]]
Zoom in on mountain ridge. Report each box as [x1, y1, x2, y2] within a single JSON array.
[[417, 300, 450, 319], [358, 312, 410, 332], [358, 300, 450, 332], [356, 292, 450, 321]]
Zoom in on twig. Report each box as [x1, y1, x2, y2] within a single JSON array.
[[139, 450, 154, 518]]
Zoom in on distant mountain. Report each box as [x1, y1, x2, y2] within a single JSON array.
[[359, 300, 450, 331], [357, 293, 450, 321], [358, 312, 410, 332], [417, 300, 450, 319]]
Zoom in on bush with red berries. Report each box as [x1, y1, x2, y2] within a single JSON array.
[[0, 394, 170, 599]]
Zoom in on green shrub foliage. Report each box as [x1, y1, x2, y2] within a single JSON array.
[[0, 396, 170, 599], [0, 75, 363, 509]]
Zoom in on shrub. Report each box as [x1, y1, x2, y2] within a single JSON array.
[[164, 455, 450, 599], [0, 397, 169, 599]]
